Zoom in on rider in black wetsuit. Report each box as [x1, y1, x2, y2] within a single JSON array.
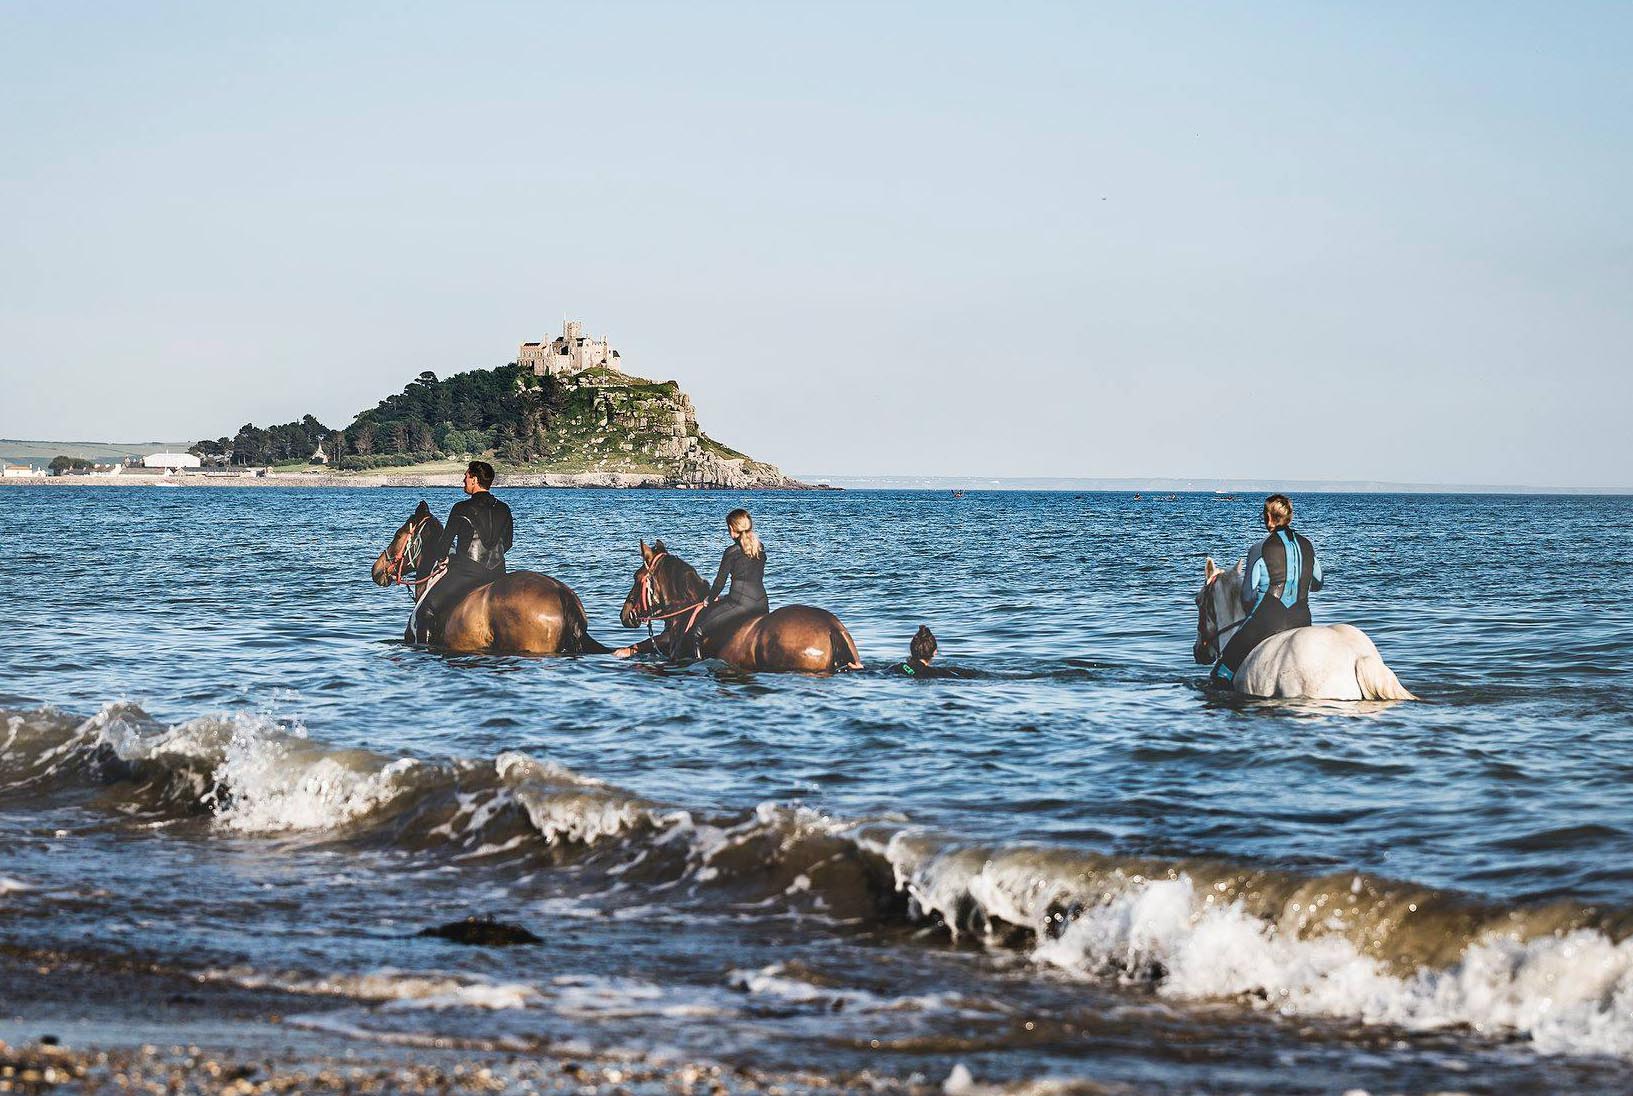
[[1212, 493, 1323, 685], [415, 461, 514, 643], [687, 508, 768, 657]]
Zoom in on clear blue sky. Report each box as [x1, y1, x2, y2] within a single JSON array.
[[2, 2, 1628, 488]]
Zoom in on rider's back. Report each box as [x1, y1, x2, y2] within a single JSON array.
[[1246, 527, 1322, 624], [711, 542, 768, 609], [444, 492, 513, 576]]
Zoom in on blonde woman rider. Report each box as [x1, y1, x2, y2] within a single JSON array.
[[1211, 493, 1323, 686], [685, 508, 768, 658]]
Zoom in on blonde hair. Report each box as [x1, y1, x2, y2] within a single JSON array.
[[727, 508, 762, 559], [1264, 494, 1293, 529]]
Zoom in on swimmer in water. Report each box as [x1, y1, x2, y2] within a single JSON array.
[[891, 625, 957, 678]]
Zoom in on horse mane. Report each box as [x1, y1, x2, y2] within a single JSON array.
[[659, 550, 709, 603], [1209, 559, 1247, 625], [411, 508, 444, 580]]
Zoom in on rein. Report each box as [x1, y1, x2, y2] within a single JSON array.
[[629, 551, 707, 646], [1198, 575, 1249, 654], [384, 516, 437, 591]]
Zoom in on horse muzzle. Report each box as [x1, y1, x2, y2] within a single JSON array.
[[1193, 639, 1212, 665], [371, 553, 393, 587], [620, 601, 640, 629]]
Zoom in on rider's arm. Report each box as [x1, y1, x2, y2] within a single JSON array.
[[1243, 544, 1267, 608], [708, 549, 731, 601], [500, 504, 514, 553], [1310, 551, 1324, 592], [429, 504, 467, 563]]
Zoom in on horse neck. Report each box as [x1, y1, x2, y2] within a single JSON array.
[[1213, 571, 1246, 631], [410, 517, 444, 597], [658, 558, 708, 626]]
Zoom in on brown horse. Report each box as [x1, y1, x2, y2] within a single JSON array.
[[617, 539, 862, 672], [371, 501, 607, 655]]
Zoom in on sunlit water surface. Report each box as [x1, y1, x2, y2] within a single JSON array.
[[3, 487, 1631, 1093]]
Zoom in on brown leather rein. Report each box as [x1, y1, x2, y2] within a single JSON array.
[[383, 516, 438, 590], [629, 551, 708, 641]]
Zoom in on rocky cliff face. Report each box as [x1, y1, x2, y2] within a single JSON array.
[[538, 367, 798, 488]]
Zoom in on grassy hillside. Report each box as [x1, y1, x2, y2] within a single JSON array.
[[0, 439, 189, 465]]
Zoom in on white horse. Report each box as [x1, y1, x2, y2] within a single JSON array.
[[1193, 557, 1416, 701]]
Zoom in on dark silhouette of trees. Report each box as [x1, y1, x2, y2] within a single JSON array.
[[189, 364, 564, 470]]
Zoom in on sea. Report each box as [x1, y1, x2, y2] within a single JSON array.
[[2, 487, 1631, 1093]]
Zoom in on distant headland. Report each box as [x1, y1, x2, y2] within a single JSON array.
[[3, 321, 807, 490]]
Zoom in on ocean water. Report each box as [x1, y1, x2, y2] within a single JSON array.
[[3, 486, 1632, 1093]]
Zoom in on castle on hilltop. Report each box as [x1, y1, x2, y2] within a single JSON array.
[[518, 320, 622, 378]]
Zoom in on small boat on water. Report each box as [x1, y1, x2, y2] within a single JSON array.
[[951, 490, 966, 499]]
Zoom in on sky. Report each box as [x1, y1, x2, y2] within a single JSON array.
[[1, 2, 1629, 488]]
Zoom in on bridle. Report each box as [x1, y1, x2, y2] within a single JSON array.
[[1196, 573, 1248, 658], [382, 515, 436, 590], [627, 551, 707, 642]]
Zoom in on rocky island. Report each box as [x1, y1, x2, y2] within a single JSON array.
[[177, 320, 803, 489]]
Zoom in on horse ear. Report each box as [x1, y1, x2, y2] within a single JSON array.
[[639, 540, 653, 562], [415, 500, 431, 517], [1205, 557, 1219, 581], [653, 539, 666, 553]]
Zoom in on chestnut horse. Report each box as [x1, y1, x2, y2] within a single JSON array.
[[371, 501, 607, 655], [618, 540, 862, 672]]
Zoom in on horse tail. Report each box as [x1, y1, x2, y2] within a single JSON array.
[[831, 617, 863, 671], [1356, 655, 1416, 701], [564, 588, 611, 655]]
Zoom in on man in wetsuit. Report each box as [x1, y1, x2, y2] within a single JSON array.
[[414, 461, 514, 644], [1212, 494, 1323, 686]]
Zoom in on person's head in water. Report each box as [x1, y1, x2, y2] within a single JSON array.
[[1263, 493, 1293, 532], [465, 461, 495, 496], [726, 508, 763, 559], [909, 625, 937, 666]]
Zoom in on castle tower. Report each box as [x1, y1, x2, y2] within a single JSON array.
[[522, 319, 622, 378]]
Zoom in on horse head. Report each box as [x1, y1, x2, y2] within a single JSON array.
[[620, 539, 706, 629], [372, 501, 443, 591], [1194, 556, 1246, 664]]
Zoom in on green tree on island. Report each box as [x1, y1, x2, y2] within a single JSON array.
[[190, 365, 566, 471]]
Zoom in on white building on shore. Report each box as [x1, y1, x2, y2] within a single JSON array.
[[142, 452, 201, 471]]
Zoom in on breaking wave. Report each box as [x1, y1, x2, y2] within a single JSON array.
[[5, 701, 1633, 1059]]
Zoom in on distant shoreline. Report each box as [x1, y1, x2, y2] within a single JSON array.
[[0, 471, 819, 490], [6, 440, 1623, 494], [797, 474, 1627, 495], [5, 474, 1627, 496]]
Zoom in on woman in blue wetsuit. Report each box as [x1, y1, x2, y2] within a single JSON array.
[[1212, 494, 1324, 685], [687, 508, 769, 657]]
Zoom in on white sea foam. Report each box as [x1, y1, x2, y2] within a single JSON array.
[[210, 735, 419, 834], [1031, 878, 1633, 1057], [87, 706, 420, 833], [203, 966, 539, 1010], [728, 963, 954, 1014], [883, 837, 1633, 1059], [0, 876, 32, 896], [498, 751, 662, 846], [547, 973, 731, 1020]]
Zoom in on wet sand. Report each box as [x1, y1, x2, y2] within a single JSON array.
[[0, 952, 953, 1096]]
